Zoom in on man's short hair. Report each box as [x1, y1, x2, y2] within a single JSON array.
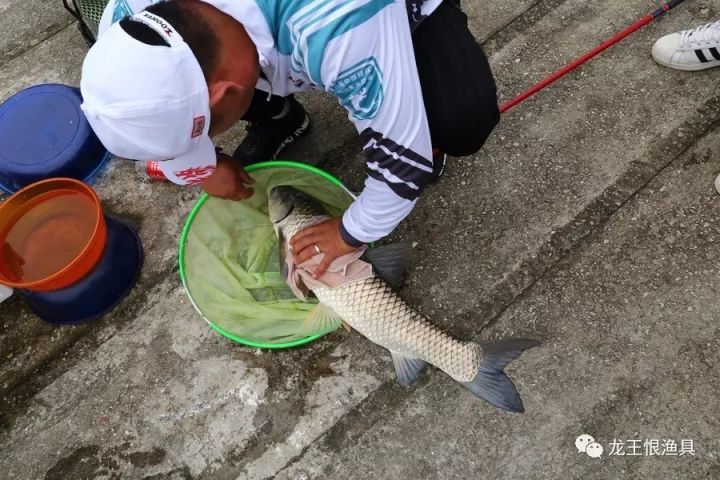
[[119, 0, 219, 80]]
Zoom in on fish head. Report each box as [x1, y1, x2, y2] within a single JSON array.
[[268, 186, 329, 238], [268, 185, 299, 224], [269, 186, 330, 283]]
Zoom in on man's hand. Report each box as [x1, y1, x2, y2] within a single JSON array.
[[290, 218, 361, 278], [200, 153, 255, 200]]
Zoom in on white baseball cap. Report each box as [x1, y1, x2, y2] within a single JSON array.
[[80, 11, 215, 185]]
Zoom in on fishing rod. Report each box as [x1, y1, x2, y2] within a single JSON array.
[[499, 0, 690, 113]]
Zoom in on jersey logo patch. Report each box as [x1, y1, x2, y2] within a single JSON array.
[[330, 57, 384, 121]]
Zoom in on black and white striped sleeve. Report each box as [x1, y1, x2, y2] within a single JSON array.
[[338, 130, 434, 246], [360, 128, 434, 201], [321, 2, 434, 246]]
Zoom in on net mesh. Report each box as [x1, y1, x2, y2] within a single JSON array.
[[73, 0, 108, 35], [182, 166, 354, 345]]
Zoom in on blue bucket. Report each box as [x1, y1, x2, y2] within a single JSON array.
[[21, 215, 143, 325], [0, 84, 111, 194]]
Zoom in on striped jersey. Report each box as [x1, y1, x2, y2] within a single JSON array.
[[99, 0, 443, 245]]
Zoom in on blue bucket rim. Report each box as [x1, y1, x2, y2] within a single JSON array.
[[0, 83, 113, 194], [25, 214, 143, 325]]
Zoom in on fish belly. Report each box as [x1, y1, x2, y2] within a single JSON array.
[[313, 276, 481, 382]]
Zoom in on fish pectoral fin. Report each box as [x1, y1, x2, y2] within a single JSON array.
[[302, 303, 344, 335], [390, 351, 428, 387], [361, 242, 411, 290], [281, 260, 289, 282], [278, 230, 289, 281]]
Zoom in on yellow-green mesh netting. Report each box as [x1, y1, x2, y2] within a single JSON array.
[[181, 165, 354, 345]]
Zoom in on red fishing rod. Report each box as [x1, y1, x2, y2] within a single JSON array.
[[499, 0, 690, 113]]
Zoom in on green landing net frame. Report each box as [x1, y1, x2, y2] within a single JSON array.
[[178, 161, 355, 349]]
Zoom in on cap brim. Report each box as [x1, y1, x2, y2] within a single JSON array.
[[156, 135, 217, 185]]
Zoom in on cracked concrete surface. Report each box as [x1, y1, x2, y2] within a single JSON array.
[[1, 0, 719, 479]]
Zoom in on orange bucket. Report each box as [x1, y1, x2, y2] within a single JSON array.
[[0, 178, 106, 291]]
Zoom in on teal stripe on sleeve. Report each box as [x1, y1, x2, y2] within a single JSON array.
[[256, 0, 395, 86], [112, 0, 135, 23], [304, 0, 393, 85]]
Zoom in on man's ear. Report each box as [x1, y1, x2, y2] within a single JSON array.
[[208, 80, 244, 108]]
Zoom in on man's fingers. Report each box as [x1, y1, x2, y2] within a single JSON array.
[[312, 254, 335, 278], [235, 186, 254, 199], [294, 246, 319, 265], [238, 171, 255, 184], [290, 229, 321, 252], [228, 188, 254, 201], [290, 224, 317, 242]]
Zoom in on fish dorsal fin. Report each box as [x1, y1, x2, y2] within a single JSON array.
[[362, 242, 411, 290], [390, 351, 427, 387], [302, 303, 344, 335]]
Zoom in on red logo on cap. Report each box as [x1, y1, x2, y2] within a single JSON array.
[[191, 116, 205, 138], [175, 165, 216, 185]]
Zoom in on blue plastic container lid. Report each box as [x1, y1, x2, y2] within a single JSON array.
[[22, 215, 144, 325], [0, 84, 111, 193]]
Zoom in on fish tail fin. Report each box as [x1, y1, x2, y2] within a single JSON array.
[[462, 339, 539, 413]]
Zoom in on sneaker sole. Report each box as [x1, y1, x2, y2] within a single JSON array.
[[653, 56, 720, 71], [272, 114, 312, 159], [429, 153, 447, 184]]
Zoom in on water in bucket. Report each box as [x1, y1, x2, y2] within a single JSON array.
[[1, 189, 97, 283]]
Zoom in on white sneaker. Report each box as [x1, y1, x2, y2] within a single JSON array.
[[715, 173, 720, 195], [652, 20, 720, 71]]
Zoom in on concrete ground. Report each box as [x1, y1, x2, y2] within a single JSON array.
[[1, 0, 719, 479]]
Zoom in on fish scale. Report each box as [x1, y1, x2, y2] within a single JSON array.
[[313, 278, 482, 382], [269, 185, 538, 412]]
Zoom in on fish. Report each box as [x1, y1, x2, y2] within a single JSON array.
[[268, 186, 539, 413]]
